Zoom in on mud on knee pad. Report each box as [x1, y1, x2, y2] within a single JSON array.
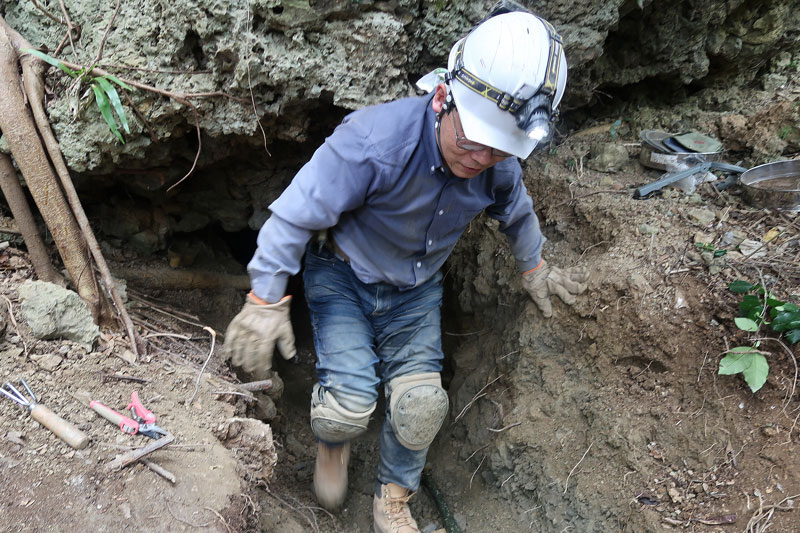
[[310, 384, 376, 443], [386, 372, 449, 451]]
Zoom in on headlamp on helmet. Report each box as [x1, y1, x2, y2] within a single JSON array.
[[445, 12, 565, 155]]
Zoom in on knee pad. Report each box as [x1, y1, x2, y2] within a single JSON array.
[[310, 384, 376, 443], [386, 372, 449, 451]]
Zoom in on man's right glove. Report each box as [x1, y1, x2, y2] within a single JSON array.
[[224, 292, 297, 375], [522, 260, 589, 318]]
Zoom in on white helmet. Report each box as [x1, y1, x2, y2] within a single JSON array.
[[445, 12, 567, 159]]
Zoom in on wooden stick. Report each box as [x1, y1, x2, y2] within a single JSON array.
[[105, 433, 174, 472], [140, 458, 176, 484], [100, 373, 151, 384], [239, 379, 273, 392]]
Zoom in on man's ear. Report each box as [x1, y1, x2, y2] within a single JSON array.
[[431, 83, 447, 113]]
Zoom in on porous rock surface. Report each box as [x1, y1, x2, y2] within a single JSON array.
[[2, 0, 797, 176]]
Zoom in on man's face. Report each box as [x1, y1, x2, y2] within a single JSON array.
[[438, 109, 510, 178], [431, 84, 510, 179]]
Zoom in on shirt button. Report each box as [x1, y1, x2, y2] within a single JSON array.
[[416, 261, 422, 268], [428, 239, 433, 246], [438, 210, 444, 215]]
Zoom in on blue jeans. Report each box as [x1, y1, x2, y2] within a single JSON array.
[[303, 243, 444, 491]]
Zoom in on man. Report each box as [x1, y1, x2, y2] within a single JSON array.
[[225, 8, 589, 532]]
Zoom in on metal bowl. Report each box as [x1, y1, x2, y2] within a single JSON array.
[[739, 160, 800, 212]]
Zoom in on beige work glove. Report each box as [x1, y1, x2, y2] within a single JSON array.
[[521, 260, 589, 318], [225, 292, 297, 375]]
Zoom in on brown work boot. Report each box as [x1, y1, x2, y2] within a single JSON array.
[[373, 482, 420, 533], [313, 442, 350, 510]]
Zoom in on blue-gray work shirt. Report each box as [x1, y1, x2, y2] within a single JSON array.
[[248, 93, 545, 303]]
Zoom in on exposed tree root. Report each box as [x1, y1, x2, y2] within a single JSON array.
[[0, 20, 100, 314], [0, 153, 63, 284], [0, 15, 142, 357]]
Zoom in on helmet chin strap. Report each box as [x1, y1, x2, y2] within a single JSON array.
[[434, 86, 455, 152]]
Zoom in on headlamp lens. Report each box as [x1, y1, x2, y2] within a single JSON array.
[[515, 93, 553, 141]]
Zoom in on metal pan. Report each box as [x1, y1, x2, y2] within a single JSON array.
[[739, 160, 800, 212], [639, 142, 724, 171]]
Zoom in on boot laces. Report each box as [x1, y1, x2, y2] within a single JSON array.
[[386, 491, 416, 529]]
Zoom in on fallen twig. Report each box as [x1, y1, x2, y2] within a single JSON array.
[[100, 373, 151, 384], [564, 442, 593, 494], [140, 458, 176, 483], [469, 454, 486, 489], [212, 391, 256, 402], [0, 295, 27, 357], [104, 432, 174, 472], [188, 326, 217, 404], [204, 506, 234, 533], [453, 374, 503, 424], [239, 379, 273, 392], [487, 421, 521, 433], [745, 493, 800, 533]]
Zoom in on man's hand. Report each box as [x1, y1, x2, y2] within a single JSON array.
[[225, 293, 297, 375], [522, 260, 589, 318]]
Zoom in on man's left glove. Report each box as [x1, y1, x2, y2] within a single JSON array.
[[522, 260, 589, 318], [224, 293, 297, 375]]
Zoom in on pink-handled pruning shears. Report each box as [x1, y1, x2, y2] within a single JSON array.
[[90, 391, 168, 440]]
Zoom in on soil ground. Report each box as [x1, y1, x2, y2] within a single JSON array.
[[1, 83, 799, 532]]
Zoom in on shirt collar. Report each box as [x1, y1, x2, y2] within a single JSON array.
[[422, 93, 446, 174]]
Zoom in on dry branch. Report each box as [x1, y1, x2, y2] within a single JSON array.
[[104, 432, 174, 472]]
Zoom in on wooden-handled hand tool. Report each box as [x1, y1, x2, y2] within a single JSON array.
[[1, 380, 90, 450], [89, 400, 140, 434]]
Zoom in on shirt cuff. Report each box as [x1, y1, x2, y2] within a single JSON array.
[[517, 255, 543, 274], [250, 272, 290, 304]]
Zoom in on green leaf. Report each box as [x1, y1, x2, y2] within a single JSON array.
[[771, 311, 800, 332], [746, 306, 765, 323], [766, 297, 784, 308], [103, 73, 134, 91], [719, 351, 755, 375], [22, 48, 79, 77], [93, 77, 130, 134], [786, 329, 800, 344], [735, 317, 759, 332], [91, 83, 123, 143], [782, 303, 799, 313], [739, 294, 762, 313], [729, 280, 755, 294], [742, 353, 769, 392]]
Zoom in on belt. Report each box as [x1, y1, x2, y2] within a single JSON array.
[[328, 236, 351, 264]]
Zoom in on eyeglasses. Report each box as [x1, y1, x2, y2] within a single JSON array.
[[450, 110, 512, 159]]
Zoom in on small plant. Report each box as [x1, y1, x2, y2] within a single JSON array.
[[695, 242, 727, 257], [720, 280, 800, 392], [23, 49, 133, 143], [778, 124, 797, 140]]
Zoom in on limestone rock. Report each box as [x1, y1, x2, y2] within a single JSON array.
[[17, 281, 99, 348]]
